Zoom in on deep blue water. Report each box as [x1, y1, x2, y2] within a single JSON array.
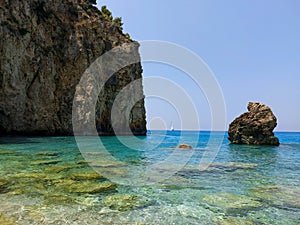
[[0, 131, 299, 224]]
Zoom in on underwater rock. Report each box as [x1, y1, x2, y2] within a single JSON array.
[[0, 214, 17, 225], [76, 160, 90, 166], [76, 196, 99, 206], [35, 152, 60, 157], [44, 194, 77, 206], [249, 186, 300, 209], [0, 180, 8, 187], [203, 192, 263, 215], [247, 207, 300, 225], [87, 159, 127, 168], [0, 180, 7, 189], [96, 167, 128, 178], [160, 175, 195, 190], [30, 159, 62, 165], [0, 179, 9, 194], [228, 102, 279, 146], [44, 163, 83, 173], [177, 144, 193, 149], [25, 207, 45, 224], [68, 171, 104, 180], [11, 171, 63, 185], [209, 162, 258, 172], [175, 162, 258, 178], [6, 190, 24, 195], [55, 180, 117, 194], [0, 150, 18, 155], [8, 182, 46, 196], [103, 194, 152, 211], [13, 172, 47, 180], [86, 159, 128, 178], [213, 216, 255, 225]]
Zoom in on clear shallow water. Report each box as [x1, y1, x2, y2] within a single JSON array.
[[0, 131, 299, 224]]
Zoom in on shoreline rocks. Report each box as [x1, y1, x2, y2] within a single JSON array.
[[228, 102, 279, 146]]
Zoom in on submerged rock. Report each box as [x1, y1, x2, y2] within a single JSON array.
[[0, 150, 18, 155], [7, 182, 47, 196], [11, 171, 63, 184], [68, 171, 104, 180], [44, 163, 83, 173], [213, 216, 255, 225], [88, 159, 126, 168], [24, 207, 45, 224], [160, 175, 195, 190], [209, 162, 258, 171], [0, 214, 17, 225], [30, 159, 61, 165], [44, 194, 77, 206], [55, 180, 117, 194], [174, 162, 258, 178], [228, 102, 279, 146], [35, 152, 60, 157], [202, 192, 263, 215], [13, 172, 47, 180], [0, 179, 9, 194], [249, 186, 300, 209], [85, 158, 128, 177], [103, 194, 152, 211]]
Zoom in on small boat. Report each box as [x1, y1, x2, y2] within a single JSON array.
[[170, 122, 174, 131]]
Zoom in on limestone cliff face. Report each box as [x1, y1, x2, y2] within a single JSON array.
[[0, 0, 146, 135], [228, 102, 279, 146]]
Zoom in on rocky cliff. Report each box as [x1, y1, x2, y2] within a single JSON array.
[[0, 0, 146, 136], [228, 102, 279, 146]]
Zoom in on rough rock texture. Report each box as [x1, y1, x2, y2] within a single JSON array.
[[0, 0, 146, 136], [203, 192, 263, 215], [228, 102, 279, 146], [177, 143, 192, 149]]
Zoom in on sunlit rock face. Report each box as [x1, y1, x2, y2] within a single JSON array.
[[0, 0, 146, 136], [228, 102, 279, 146]]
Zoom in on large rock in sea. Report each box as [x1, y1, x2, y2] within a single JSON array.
[[228, 102, 279, 146], [0, 0, 146, 136]]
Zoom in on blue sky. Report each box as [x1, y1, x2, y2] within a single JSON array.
[[98, 0, 300, 131]]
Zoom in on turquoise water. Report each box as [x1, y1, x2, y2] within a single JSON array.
[[0, 131, 299, 224]]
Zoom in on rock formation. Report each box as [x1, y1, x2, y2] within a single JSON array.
[[0, 0, 146, 136], [228, 102, 279, 146], [177, 143, 193, 149]]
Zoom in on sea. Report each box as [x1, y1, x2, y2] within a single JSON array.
[[0, 131, 299, 225]]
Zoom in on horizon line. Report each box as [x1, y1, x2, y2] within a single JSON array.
[[147, 129, 300, 133]]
